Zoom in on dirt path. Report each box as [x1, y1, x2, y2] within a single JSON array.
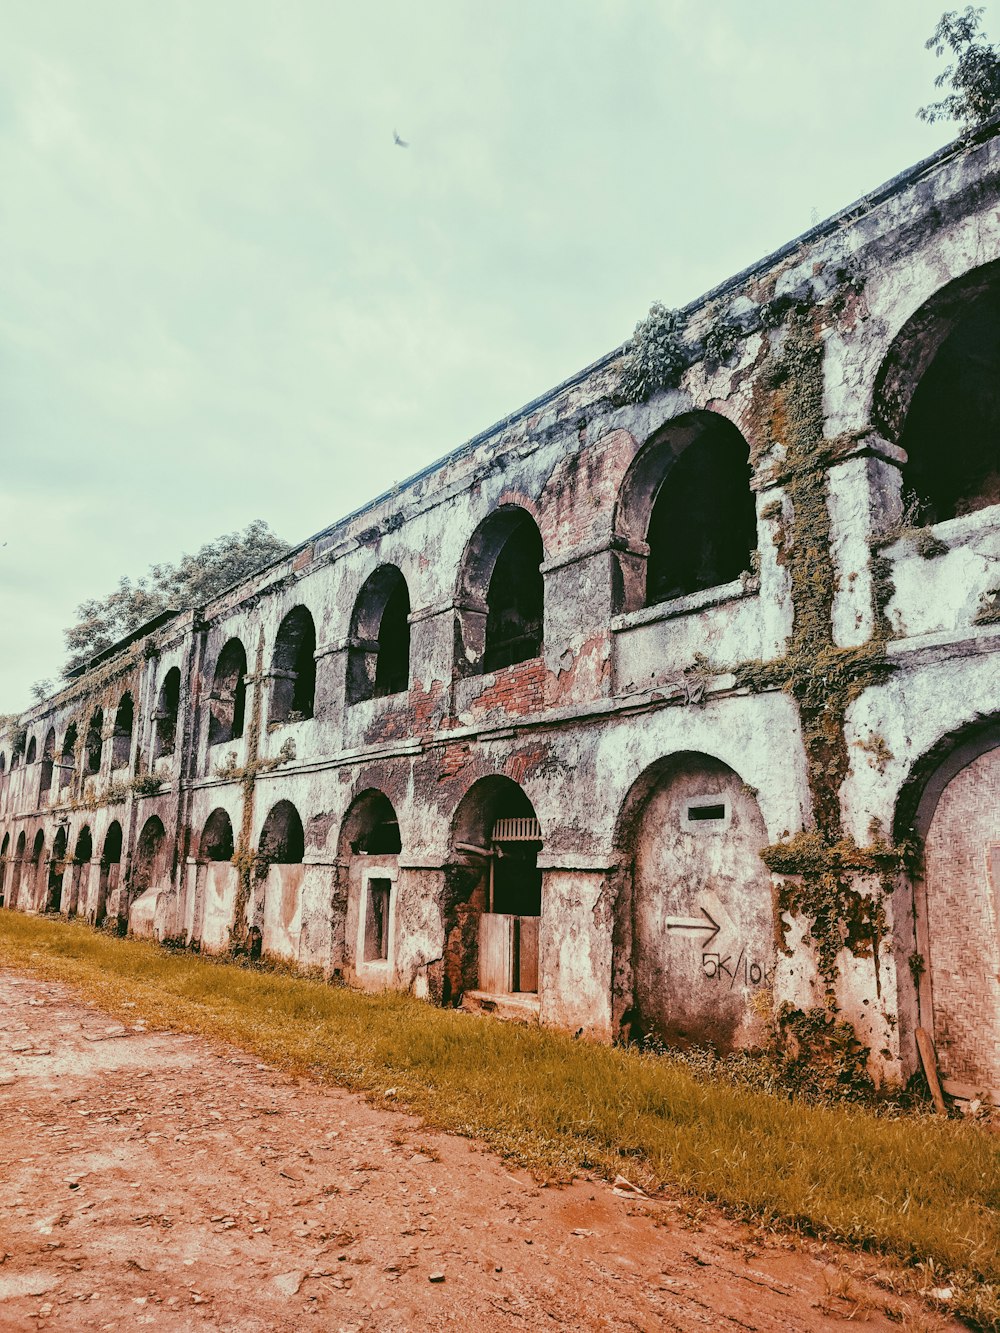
[[0, 972, 961, 1332]]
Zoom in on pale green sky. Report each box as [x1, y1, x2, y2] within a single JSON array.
[[0, 0, 971, 706]]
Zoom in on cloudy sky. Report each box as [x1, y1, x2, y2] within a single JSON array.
[[0, 0, 972, 708]]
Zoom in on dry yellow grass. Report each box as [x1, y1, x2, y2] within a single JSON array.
[[2, 914, 997, 1327]]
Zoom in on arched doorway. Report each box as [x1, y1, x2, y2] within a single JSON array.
[[68, 826, 93, 917], [47, 827, 68, 913], [128, 816, 168, 934], [196, 808, 238, 952], [96, 822, 123, 927], [256, 801, 305, 961], [0, 833, 9, 908], [906, 724, 1000, 1100], [446, 777, 542, 1006], [613, 753, 774, 1052], [338, 790, 401, 986]]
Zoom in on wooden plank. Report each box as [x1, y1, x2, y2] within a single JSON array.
[[915, 1026, 948, 1115], [478, 913, 514, 994], [517, 916, 539, 993]]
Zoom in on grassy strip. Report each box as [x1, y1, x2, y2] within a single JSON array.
[[2, 914, 998, 1325]]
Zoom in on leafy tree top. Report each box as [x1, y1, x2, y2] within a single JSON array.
[[918, 6, 1000, 128], [63, 520, 290, 673]]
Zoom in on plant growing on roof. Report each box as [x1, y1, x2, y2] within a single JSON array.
[[918, 6, 1000, 128], [618, 302, 689, 402]]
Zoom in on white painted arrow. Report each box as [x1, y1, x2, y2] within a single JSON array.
[[665, 891, 736, 953]]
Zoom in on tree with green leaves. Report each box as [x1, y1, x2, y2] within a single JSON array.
[[63, 520, 289, 672], [918, 6, 1000, 128]]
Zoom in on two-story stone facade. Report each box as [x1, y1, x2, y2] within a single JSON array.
[[3, 123, 999, 1101]]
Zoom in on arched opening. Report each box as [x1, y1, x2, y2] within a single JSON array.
[[874, 263, 1000, 524], [614, 412, 757, 612], [58, 724, 77, 798], [444, 776, 542, 1005], [12, 831, 26, 910], [95, 821, 123, 926], [338, 790, 402, 979], [255, 800, 306, 962], [129, 815, 167, 926], [195, 808, 238, 953], [456, 507, 544, 675], [346, 568, 410, 705], [152, 669, 181, 760], [208, 640, 246, 746], [25, 737, 37, 766], [201, 808, 235, 862], [112, 693, 134, 769], [47, 826, 67, 913], [69, 825, 93, 916], [84, 710, 104, 775], [611, 753, 773, 1052], [29, 830, 45, 912], [38, 729, 56, 804], [270, 608, 316, 724], [10, 730, 25, 770], [0, 832, 9, 908], [897, 720, 1000, 1099]]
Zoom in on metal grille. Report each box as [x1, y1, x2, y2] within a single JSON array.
[[491, 817, 542, 843]]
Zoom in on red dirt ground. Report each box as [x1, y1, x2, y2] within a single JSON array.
[[0, 972, 963, 1331]]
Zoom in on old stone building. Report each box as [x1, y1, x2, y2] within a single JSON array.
[[2, 123, 999, 1102]]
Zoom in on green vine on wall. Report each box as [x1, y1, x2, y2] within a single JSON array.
[[734, 312, 902, 1005]]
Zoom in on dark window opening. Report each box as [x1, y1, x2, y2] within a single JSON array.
[[270, 608, 316, 724], [58, 725, 77, 794], [688, 803, 726, 822], [84, 710, 104, 775], [153, 669, 181, 759], [258, 800, 305, 864], [899, 288, 1000, 524], [363, 877, 392, 962], [208, 640, 247, 745], [347, 568, 410, 706], [645, 422, 756, 605], [38, 729, 56, 803], [112, 694, 134, 768], [25, 737, 37, 765], [200, 808, 235, 862], [483, 519, 544, 672]]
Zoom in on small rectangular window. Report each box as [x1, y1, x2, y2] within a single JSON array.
[[688, 803, 726, 822]]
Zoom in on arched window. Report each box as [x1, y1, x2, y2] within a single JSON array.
[[0, 832, 9, 908], [48, 826, 67, 912], [96, 821, 123, 927], [132, 815, 167, 900], [0, 753, 6, 776], [456, 507, 544, 675], [25, 737, 37, 765], [10, 730, 26, 770], [85, 709, 104, 775], [270, 608, 316, 723], [208, 640, 247, 745], [347, 567, 410, 705], [200, 808, 235, 862], [58, 724, 77, 796], [13, 831, 26, 908], [112, 693, 134, 768], [38, 729, 56, 803], [615, 412, 757, 611], [340, 789, 402, 857], [875, 267, 1000, 524], [153, 668, 181, 759], [258, 800, 305, 864]]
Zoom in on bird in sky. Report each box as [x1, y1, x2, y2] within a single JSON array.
[[393, 129, 409, 148]]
